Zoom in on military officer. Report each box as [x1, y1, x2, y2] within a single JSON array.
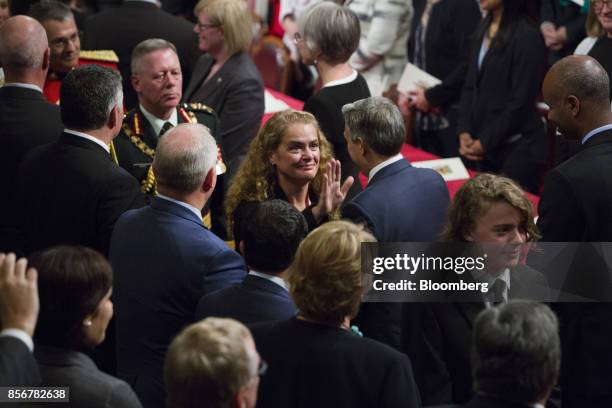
[[29, 0, 118, 103], [112, 38, 227, 236]]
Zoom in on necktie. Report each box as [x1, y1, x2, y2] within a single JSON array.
[[159, 121, 173, 138], [488, 279, 506, 306]]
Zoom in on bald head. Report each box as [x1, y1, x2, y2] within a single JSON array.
[[153, 123, 218, 194], [0, 16, 48, 72], [545, 55, 610, 107]]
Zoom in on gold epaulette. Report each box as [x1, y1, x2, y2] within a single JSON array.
[[80, 50, 119, 63], [182, 102, 215, 115]]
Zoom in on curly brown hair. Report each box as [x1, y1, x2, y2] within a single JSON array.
[[288, 220, 376, 325], [225, 109, 334, 228], [442, 173, 540, 242]]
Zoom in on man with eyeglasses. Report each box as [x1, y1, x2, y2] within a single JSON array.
[[165, 318, 264, 408], [28, 0, 119, 104]]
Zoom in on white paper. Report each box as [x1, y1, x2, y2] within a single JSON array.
[[397, 63, 442, 93], [264, 90, 291, 113], [570, 0, 584, 7], [411, 157, 470, 182]]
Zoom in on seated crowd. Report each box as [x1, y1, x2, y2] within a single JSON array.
[[1, 0, 612, 408]]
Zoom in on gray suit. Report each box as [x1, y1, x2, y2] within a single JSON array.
[[33, 345, 142, 408]]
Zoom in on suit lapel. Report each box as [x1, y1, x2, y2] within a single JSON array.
[[184, 55, 215, 101]]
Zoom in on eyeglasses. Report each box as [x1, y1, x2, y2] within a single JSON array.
[[293, 32, 303, 45], [593, 0, 611, 12], [196, 22, 220, 31]]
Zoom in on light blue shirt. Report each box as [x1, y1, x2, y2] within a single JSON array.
[[249, 270, 289, 291], [581, 124, 612, 145]]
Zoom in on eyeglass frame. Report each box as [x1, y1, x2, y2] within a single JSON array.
[[592, 0, 611, 12], [196, 22, 221, 31]]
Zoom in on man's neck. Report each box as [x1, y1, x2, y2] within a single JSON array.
[[69, 127, 112, 146], [140, 103, 175, 121], [579, 113, 612, 139], [157, 187, 207, 211], [4, 72, 46, 90]]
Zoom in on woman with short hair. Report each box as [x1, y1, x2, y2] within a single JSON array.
[[31, 246, 142, 408], [298, 2, 370, 200], [226, 109, 352, 236], [250, 221, 421, 408]]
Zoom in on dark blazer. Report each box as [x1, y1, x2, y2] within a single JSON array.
[[183, 52, 264, 181], [401, 266, 549, 405], [196, 274, 296, 324], [18, 132, 144, 256], [82, 0, 197, 110], [458, 19, 547, 189], [0, 86, 63, 253], [303, 74, 370, 200], [463, 393, 537, 408], [343, 159, 450, 350], [250, 318, 421, 408], [109, 196, 247, 408], [408, 0, 482, 109], [0, 336, 40, 387], [35, 345, 142, 408], [537, 128, 612, 408]]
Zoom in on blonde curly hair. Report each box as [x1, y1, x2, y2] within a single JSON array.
[[225, 109, 334, 228]]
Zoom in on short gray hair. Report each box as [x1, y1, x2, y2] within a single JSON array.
[[131, 38, 178, 75], [28, 0, 73, 23], [164, 318, 257, 408], [60, 65, 123, 130], [153, 123, 217, 194], [298, 2, 360, 64], [0, 16, 48, 71], [472, 301, 560, 403], [342, 96, 405, 156]]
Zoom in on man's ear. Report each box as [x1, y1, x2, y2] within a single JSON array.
[[238, 240, 246, 257], [567, 95, 580, 117], [357, 137, 367, 156], [131, 74, 140, 93], [42, 47, 51, 72], [202, 167, 217, 193], [108, 105, 120, 129]]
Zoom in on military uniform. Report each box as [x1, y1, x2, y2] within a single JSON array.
[[43, 50, 119, 104]]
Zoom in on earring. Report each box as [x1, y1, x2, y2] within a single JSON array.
[[83, 320, 92, 327], [313, 59, 318, 65]]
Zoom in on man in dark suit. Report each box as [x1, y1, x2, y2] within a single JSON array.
[[0, 253, 40, 387], [463, 301, 560, 408], [18, 65, 144, 256], [0, 16, 63, 254], [537, 55, 612, 408], [83, 0, 196, 110], [110, 123, 247, 408], [341, 96, 450, 349], [196, 199, 307, 323]]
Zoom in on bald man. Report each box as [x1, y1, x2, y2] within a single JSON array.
[[0, 15, 63, 253], [109, 124, 246, 408], [537, 54, 612, 408]]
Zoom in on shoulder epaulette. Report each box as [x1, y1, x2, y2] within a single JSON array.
[[80, 50, 119, 63], [182, 102, 216, 115]]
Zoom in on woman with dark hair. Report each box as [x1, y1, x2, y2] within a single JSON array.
[[297, 2, 370, 200], [457, 0, 547, 194], [30, 246, 142, 408]]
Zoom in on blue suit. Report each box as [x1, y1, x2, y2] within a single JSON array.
[[196, 274, 296, 324], [109, 197, 247, 408], [343, 158, 450, 349]]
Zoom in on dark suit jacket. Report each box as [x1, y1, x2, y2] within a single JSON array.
[[463, 393, 537, 408], [183, 52, 264, 182], [82, 0, 197, 110], [18, 132, 144, 256], [409, 0, 481, 109], [109, 196, 247, 408], [343, 159, 450, 350], [401, 266, 549, 405], [0, 336, 40, 387], [458, 19, 547, 167], [196, 274, 296, 324], [34, 345, 142, 408], [536, 128, 612, 407], [250, 318, 421, 408], [0, 86, 63, 253]]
